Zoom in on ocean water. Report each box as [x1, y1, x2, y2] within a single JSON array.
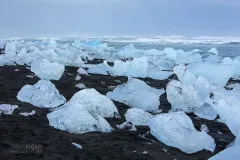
[[107, 42, 240, 58]]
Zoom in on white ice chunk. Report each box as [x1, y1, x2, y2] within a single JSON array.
[[17, 80, 66, 108], [19, 110, 36, 116], [206, 86, 240, 136], [209, 146, 240, 160], [208, 48, 218, 55], [75, 83, 86, 89], [60, 89, 118, 118], [167, 76, 210, 113], [125, 108, 154, 126], [31, 59, 65, 80], [110, 56, 148, 78], [0, 104, 18, 115], [72, 143, 82, 150], [107, 78, 164, 112], [147, 68, 173, 80], [117, 44, 143, 59], [77, 68, 88, 75], [87, 63, 109, 75], [223, 57, 234, 65], [75, 74, 81, 81], [164, 48, 177, 61], [194, 103, 217, 120], [188, 63, 234, 87], [47, 104, 113, 134], [148, 112, 216, 154]]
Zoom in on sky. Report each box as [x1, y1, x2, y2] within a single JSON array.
[[0, 0, 240, 38]]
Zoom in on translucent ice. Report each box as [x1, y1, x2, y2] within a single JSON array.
[[31, 59, 65, 80], [17, 80, 66, 108], [206, 85, 240, 136], [75, 83, 86, 89], [87, 62, 109, 75], [77, 68, 88, 75], [148, 112, 216, 154], [47, 104, 113, 134], [208, 48, 218, 55], [19, 110, 36, 116], [188, 62, 234, 87], [0, 104, 18, 115], [47, 89, 118, 134], [125, 108, 154, 126], [167, 76, 210, 113], [60, 89, 118, 118], [164, 48, 177, 61], [193, 103, 217, 120], [107, 78, 165, 112], [110, 56, 148, 78], [209, 146, 240, 160]]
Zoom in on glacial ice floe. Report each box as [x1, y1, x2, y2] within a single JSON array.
[[187, 62, 234, 87], [31, 59, 65, 80], [47, 89, 118, 134], [107, 78, 165, 112], [17, 80, 66, 108], [148, 112, 216, 154], [124, 108, 154, 126]]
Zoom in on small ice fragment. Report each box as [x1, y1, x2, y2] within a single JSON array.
[[72, 143, 82, 150], [75, 83, 86, 89], [75, 74, 81, 81], [162, 148, 168, 153], [114, 80, 121, 83], [200, 124, 209, 133], [117, 122, 137, 131], [26, 75, 33, 78], [77, 68, 88, 75], [0, 104, 18, 115], [19, 110, 36, 116], [143, 151, 148, 154], [14, 69, 19, 71], [209, 146, 240, 160], [108, 86, 116, 90], [101, 81, 105, 85]]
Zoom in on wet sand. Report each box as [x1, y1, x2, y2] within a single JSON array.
[[0, 64, 236, 160]]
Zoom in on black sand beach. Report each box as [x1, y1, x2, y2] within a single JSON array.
[[0, 63, 236, 160]]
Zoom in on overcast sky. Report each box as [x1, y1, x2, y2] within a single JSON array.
[[0, 0, 240, 38]]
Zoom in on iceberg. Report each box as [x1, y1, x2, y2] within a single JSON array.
[[31, 59, 65, 80], [148, 112, 216, 154], [107, 78, 164, 112], [17, 80, 66, 108]]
